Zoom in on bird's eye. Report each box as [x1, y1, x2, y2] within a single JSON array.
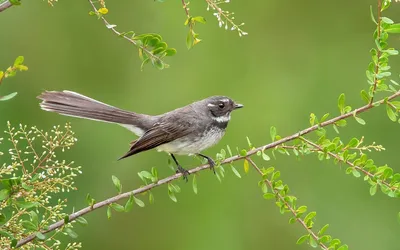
[[218, 102, 225, 109]]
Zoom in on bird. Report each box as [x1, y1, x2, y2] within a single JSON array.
[[37, 91, 243, 181]]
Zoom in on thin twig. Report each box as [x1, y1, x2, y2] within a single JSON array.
[[369, 0, 382, 105], [87, 0, 165, 64], [181, 0, 190, 17], [0, 0, 12, 12], [16, 90, 400, 247], [246, 157, 329, 250], [300, 137, 396, 191]]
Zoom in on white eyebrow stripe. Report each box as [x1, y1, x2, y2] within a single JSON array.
[[208, 103, 216, 107], [220, 99, 230, 103]]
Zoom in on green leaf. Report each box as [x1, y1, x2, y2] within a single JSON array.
[[65, 228, 78, 239], [309, 236, 318, 248], [260, 182, 268, 193], [386, 104, 397, 122], [0, 189, 10, 201], [192, 16, 206, 24], [296, 234, 309, 245], [243, 159, 249, 174], [125, 194, 134, 212], [360, 90, 370, 103], [134, 197, 145, 207], [370, 5, 377, 24], [320, 113, 330, 123], [149, 192, 154, 204], [338, 93, 345, 113], [370, 184, 377, 196], [352, 169, 361, 178], [354, 116, 366, 125], [318, 224, 329, 235], [152, 59, 165, 70], [165, 48, 177, 56], [186, 32, 192, 49], [337, 245, 349, 250], [297, 206, 307, 214], [75, 217, 88, 226], [36, 232, 46, 240], [86, 193, 95, 207], [168, 189, 177, 202], [110, 203, 125, 212], [22, 221, 37, 231], [270, 126, 277, 141], [29, 211, 38, 227], [0, 92, 18, 101], [15, 201, 39, 209], [263, 193, 275, 200], [0, 213, 6, 224], [381, 17, 394, 24], [262, 151, 270, 161], [387, 23, 400, 33], [231, 165, 241, 178], [192, 175, 198, 194], [111, 175, 122, 193], [13, 56, 24, 66], [107, 206, 112, 219]]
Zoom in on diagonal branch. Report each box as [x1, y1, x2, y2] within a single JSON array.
[[246, 157, 329, 250], [0, 0, 12, 13], [16, 90, 400, 248], [300, 137, 397, 192]]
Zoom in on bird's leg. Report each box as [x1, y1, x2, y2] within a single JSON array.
[[171, 154, 189, 182], [197, 153, 216, 174]]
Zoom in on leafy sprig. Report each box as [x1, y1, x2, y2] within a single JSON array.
[[0, 56, 28, 101]]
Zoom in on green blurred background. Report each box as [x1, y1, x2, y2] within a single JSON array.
[[1, 0, 400, 249]]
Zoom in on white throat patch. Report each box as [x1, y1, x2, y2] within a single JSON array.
[[212, 114, 231, 123]]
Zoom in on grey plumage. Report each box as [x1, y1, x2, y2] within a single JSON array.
[[37, 91, 243, 171]]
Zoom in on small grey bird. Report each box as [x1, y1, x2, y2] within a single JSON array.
[[38, 91, 243, 181]]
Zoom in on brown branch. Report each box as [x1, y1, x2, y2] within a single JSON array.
[[16, 90, 400, 248], [246, 157, 329, 250], [181, 0, 190, 18], [0, 0, 12, 12], [369, 0, 382, 105]]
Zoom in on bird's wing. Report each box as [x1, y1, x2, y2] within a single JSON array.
[[118, 121, 194, 160]]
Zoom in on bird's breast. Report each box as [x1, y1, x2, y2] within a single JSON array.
[[156, 127, 225, 155]]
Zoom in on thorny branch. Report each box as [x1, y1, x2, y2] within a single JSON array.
[[17, 90, 400, 248]]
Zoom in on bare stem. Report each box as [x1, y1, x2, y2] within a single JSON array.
[[0, 0, 12, 13], [16, 90, 400, 247]]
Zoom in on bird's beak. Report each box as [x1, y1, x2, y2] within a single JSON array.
[[234, 103, 244, 109]]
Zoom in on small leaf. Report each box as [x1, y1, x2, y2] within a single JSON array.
[[263, 193, 275, 200], [22, 221, 37, 231], [186, 32, 192, 49], [107, 206, 112, 219], [296, 234, 309, 245], [65, 228, 78, 239], [270, 126, 277, 141], [231, 165, 241, 178], [134, 197, 145, 207], [387, 23, 400, 33], [354, 116, 366, 125], [370, 184, 377, 196], [338, 93, 345, 113], [149, 192, 155, 204], [243, 159, 249, 174], [36, 232, 46, 240], [360, 90, 370, 103], [309, 236, 318, 248], [381, 17, 394, 24], [165, 48, 177, 56], [318, 224, 329, 235], [112, 175, 122, 193], [75, 217, 88, 226], [13, 56, 24, 66], [192, 16, 206, 24], [0, 189, 10, 201], [262, 151, 270, 161], [15, 201, 39, 209], [0, 213, 6, 224], [110, 203, 125, 212], [0, 92, 18, 101], [320, 113, 330, 123], [124, 194, 134, 212], [168, 189, 177, 202], [352, 169, 361, 178], [386, 104, 397, 122], [338, 245, 349, 250], [192, 175, 198, 194]]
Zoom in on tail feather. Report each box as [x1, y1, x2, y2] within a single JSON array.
[[38, 91, 155, 136]]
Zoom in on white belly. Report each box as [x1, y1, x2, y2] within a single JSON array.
[[156, 128, 225, 155]]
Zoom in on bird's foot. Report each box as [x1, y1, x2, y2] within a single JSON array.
[[207, 158, 216, 174], [176, 165, 190, 182]]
